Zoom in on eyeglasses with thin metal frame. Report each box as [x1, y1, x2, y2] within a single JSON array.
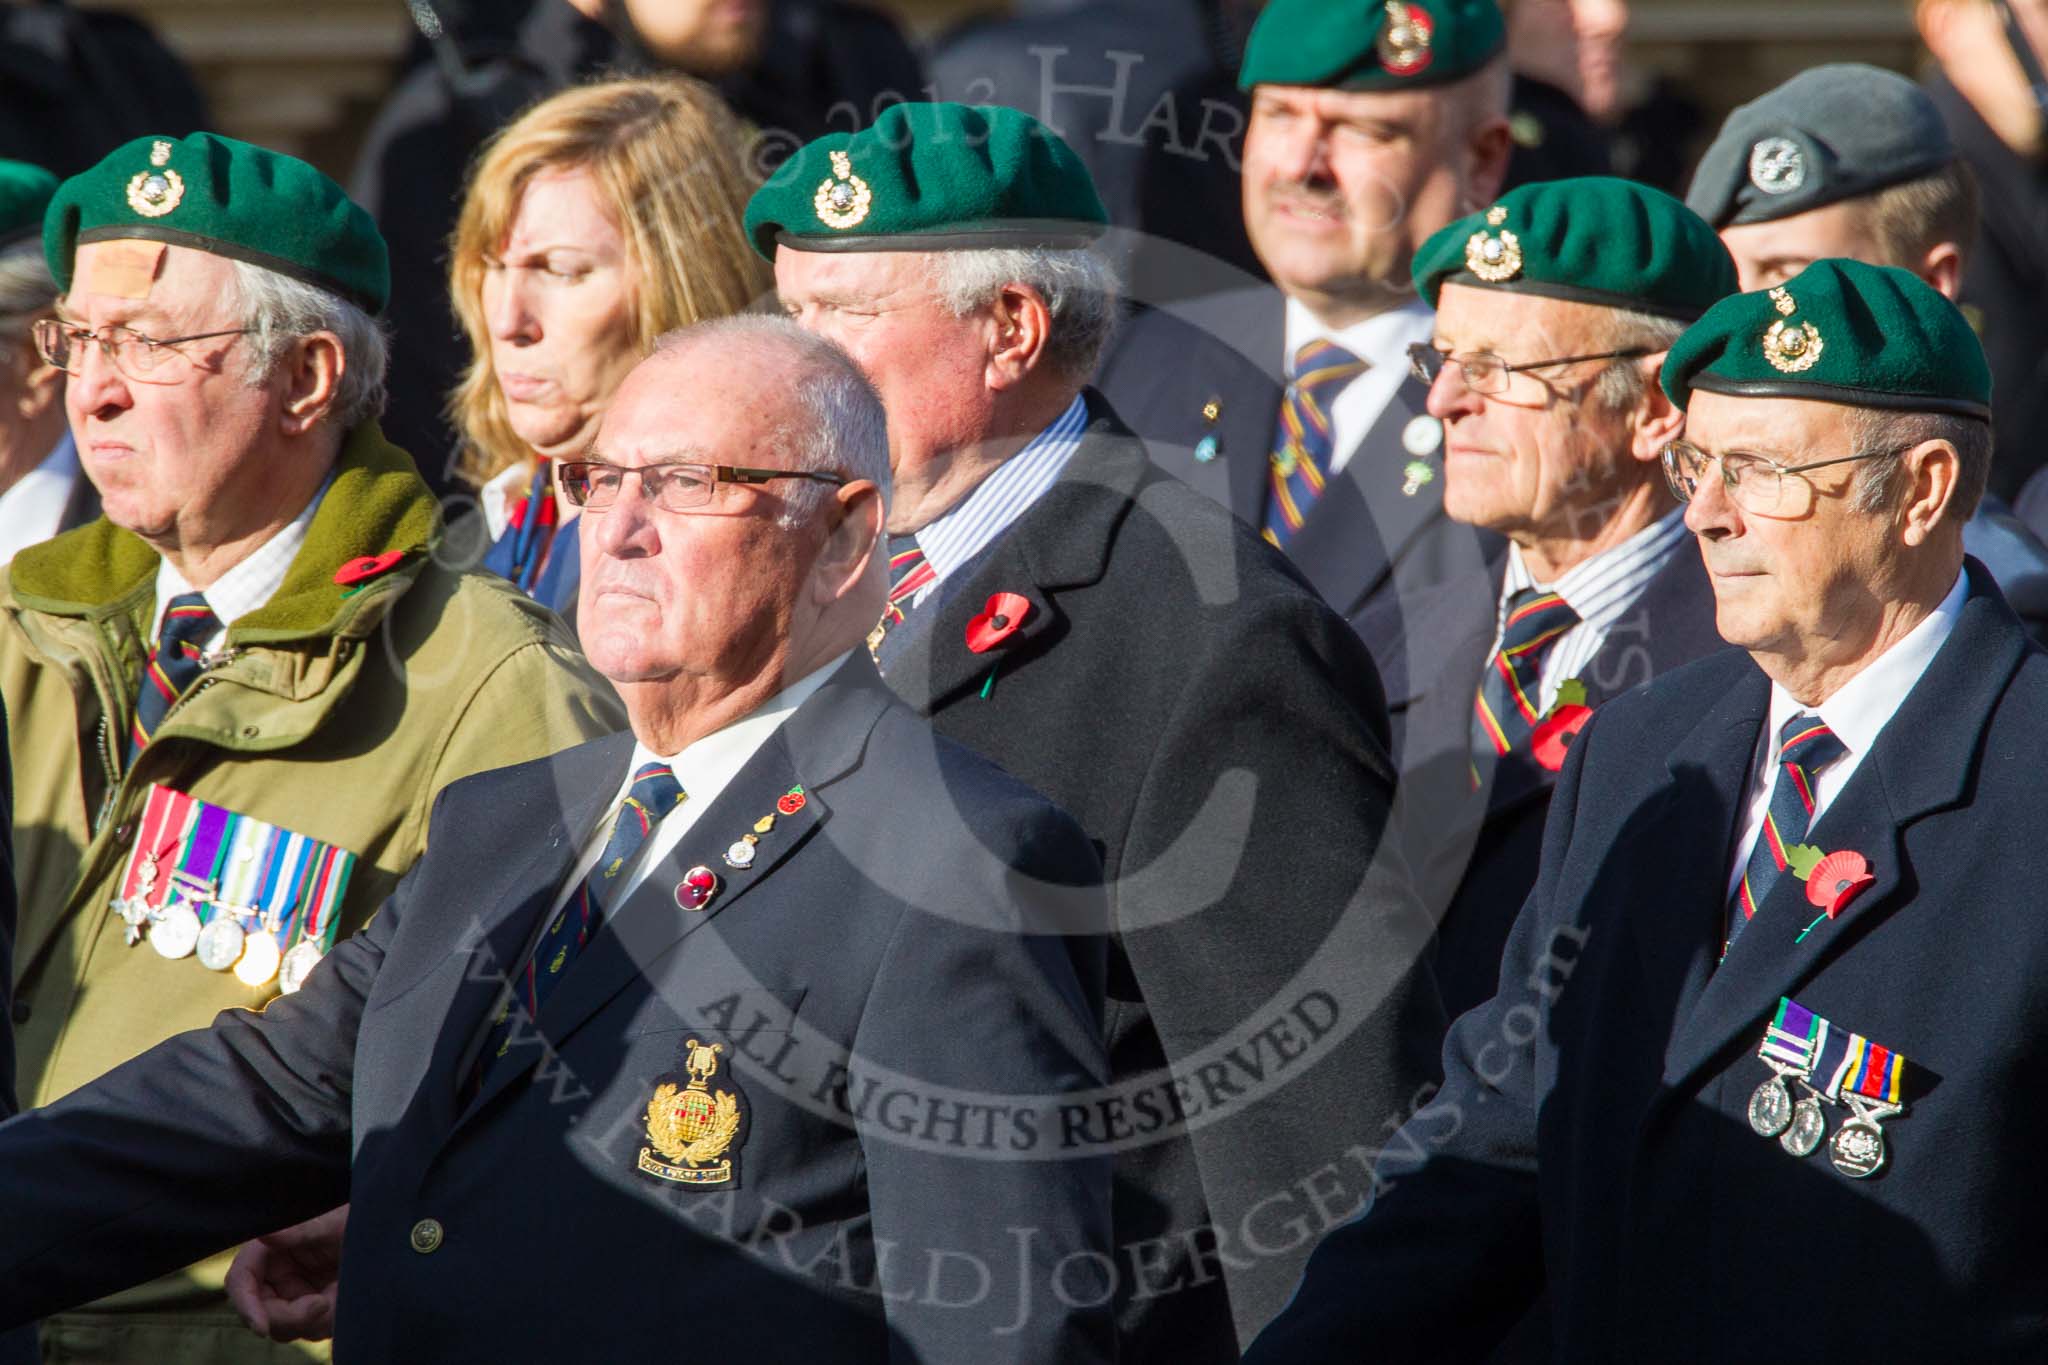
[[1660, 438, 1904, 517], [33, 318, 255, 385], [557, 460, 850, 514], [1406, 341, 1654, 395]]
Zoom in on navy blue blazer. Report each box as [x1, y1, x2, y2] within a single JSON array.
[[0, 656, 1117, 1364], [1247, 561, 2048, 1363]]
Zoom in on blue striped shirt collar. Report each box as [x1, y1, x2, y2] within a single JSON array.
[[1498, 508, 1690, 645], [910, 393, 1089, 599]]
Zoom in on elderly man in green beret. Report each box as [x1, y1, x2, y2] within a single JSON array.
[[1099, 0, 1514, 636], [751, 102, 1444, 1362], [0, 132, 622, 1362], [0, 160, 94, 565], [1384, 176, 1734, 1022], [1246, 258, 2048, 1361]]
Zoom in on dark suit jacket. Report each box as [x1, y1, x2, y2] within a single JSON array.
[[0, 656, 1117, 1364], [878, 391, 1446, 1360], [1359, 539, 1725, 1021], [1096, 286, 1500, 631], [1247, 560, 2048, 1363]]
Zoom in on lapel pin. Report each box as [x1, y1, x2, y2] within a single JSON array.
[[1195, 397, 1223, 464], [675, 866, 720, 912], [776, 787, 806, 817], [723, 811, 780, 871], [1529, 679, 1593, 772], [966, 593, 1031, 653], [1400, 416, 1442, 497]]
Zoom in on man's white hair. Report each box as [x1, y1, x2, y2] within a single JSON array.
[[227, 259, 389, 431], [926, 246, 1121, 385]]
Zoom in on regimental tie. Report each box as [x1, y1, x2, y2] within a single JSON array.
[[868, 532, 936, 660], [1726, 715, 1847, 955], [128, 591, 221, 762], [1262, 339, 1370, 549], [1471, 588, 1581, 764], [475, 762, 686, 1077]]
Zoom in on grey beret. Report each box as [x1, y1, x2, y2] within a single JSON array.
[[1686, 64, 1955, 229]]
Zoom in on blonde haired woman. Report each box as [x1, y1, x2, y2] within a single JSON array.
[[454, 74, 770, 621]]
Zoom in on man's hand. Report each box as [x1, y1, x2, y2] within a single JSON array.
[[225, 1204, 348, 1342]]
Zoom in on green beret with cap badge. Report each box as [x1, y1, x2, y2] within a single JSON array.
[[0, 160, 58, 250], [742, 102, 1107, 261], [1659, 258, 1991, 420], [44, 132, 389, 314], [1413, 176, 1737, 321], [1238, 0, 1506, 93]]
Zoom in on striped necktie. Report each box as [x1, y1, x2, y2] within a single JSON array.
[[1262, 339, 1369, 549], [477, 761, 686, 1071], [869, 533, 936, 662], [129, 591, 221, 761], [1472, 588, 1582, 762], [1726, 715, 1847, 954]]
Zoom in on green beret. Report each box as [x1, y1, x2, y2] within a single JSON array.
[[1413, 176, 1736, 321], [0, 161, 57, 250], [1239, 0, 1505, 93], [743, 103, 1107, 260], [1660, 258, 1991, 420], [45, 133, 389, 314], [1686, 65, 1955, 230]]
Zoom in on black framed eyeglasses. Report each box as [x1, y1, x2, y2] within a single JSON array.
[[1660, 439, 1904, 518], [557, 460, 849, 513], [33, 318, 253, 385], [1406, 342, 1653, 395]]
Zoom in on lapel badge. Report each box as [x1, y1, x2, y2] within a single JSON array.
[[1464, 206, 1522, 283], [674, 865, 720, 912], [1763, 286, 1823, 373], [1400, 415, 1442, 497], [814, 149, 873, 231], [966, 592, 1031, 653], [1748, 137, 1806, 196], [1195, 397, 1222, 464], [1529, 679, 1594, 772], [776, 786, 807, 817], [125, 140, 185, 218], [724, 811, 777, 870], [1375, 0, 1435, 76], [637, 1038, 749, 1188]]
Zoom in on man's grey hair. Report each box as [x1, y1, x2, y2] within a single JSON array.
[[1592, 308, 1690, 413], [1845, 405, 1991, 522], [226, 259, 390, 431], [0, 240, 57, 344], [926, 246, 1121, 386], [651, 315, 891, 526]]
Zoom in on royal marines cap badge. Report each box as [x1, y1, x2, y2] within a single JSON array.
[[1375, 0, 1435, 77], [124, 139, 185, 218], [1747, 136, 1806, 197], [1464, 205, 1522, 283], [1762, 285, 1823, 373], [814, 149, 873, 231], [638, 1037, 749, 1188]]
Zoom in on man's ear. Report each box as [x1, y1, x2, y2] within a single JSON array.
[[1919, 240, 1966, 300], [278, 332, 344, 437], [985, 284, 1053, 392], [1897, 438, 1962, 546], [1629, 354, 1685, 463], [815, 478, 886, 606], [1462, 114, 1515, 212]]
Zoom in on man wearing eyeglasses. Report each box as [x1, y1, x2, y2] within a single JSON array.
[[1248, 258, 2044, 1363], [0, 316, 1117, 1363], [0, 132, 622, 1363], [1382, 177, 1735, 1024]]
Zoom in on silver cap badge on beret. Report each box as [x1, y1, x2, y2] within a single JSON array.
[[1748, 137, 1806, 197], [1763, 285, 1824, 373], [1464, 205, 1523, 283]]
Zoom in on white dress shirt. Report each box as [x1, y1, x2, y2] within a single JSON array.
[[541, 651, 848, 922], [1724, 569, 1967, 897], [1281, 296, 1435, 475], [0, 432, 81, 564], [1490, 510, 1693, 714], [150, 476, 332, 652]]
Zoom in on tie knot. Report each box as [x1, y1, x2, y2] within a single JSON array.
[[626, 762, 685, 816], [156, 591, 220, 651], [1499, 588, 1581, 655], [1777, 714, 1846, 773], [1290, 339, 1367, 393]]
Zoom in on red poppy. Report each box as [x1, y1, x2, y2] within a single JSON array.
[[965, 593, 1032, 653], [674, 866, 720, 912], [1530, 704, 1594, 772], [1804, 850, 1874, 918], [333, 551, 407, 587], [776, 791, 807, 816]]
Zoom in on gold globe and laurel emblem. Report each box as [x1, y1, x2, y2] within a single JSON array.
[[125, 140, 185, 218], [637, 1038, 744, 1187], [1375, 0, 1435, 75], [1763, 287, 1822, 373], [814, 149, 873, 231], [1465, 205, 1522, 283]]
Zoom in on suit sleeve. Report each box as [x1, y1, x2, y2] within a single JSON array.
[[852, 796, 1117, 1365], [1120, 588, 1448, 1340], [0, 848, 422, 1328], [1241, 705, 1609, 1363]]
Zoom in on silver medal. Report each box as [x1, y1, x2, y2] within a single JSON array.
[[1781, 1090, 1828, 1157], [196, 916, 246, 972], [1829, 1097, 1900, 1179], [235, 932, 282, 987], [1748, 1072, 1794, 1138], [149, 903, 202, 960], [279, 940, 325, 995]]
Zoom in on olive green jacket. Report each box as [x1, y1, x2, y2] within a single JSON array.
[[0, 423, 623, 1355]]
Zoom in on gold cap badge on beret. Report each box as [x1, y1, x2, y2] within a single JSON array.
[[814, 149, 873, 231], [1376, 1, 1436, 76], [1763, 285, 1823, 373], [1464, 205, 1522, 282], [124, 139, 184, 219]]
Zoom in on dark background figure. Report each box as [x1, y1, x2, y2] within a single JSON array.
[[0, 0, 208, 179], [352, 0, 922, 499], [1498, 0, 1614, 188]]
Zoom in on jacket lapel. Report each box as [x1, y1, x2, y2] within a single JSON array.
[[1217, 291, 1286, 527], [1286, 374, 1441, 617]]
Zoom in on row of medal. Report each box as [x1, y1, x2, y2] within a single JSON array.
[[1747, 996, 1911, 1180], [108, 784, 355, 994]]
